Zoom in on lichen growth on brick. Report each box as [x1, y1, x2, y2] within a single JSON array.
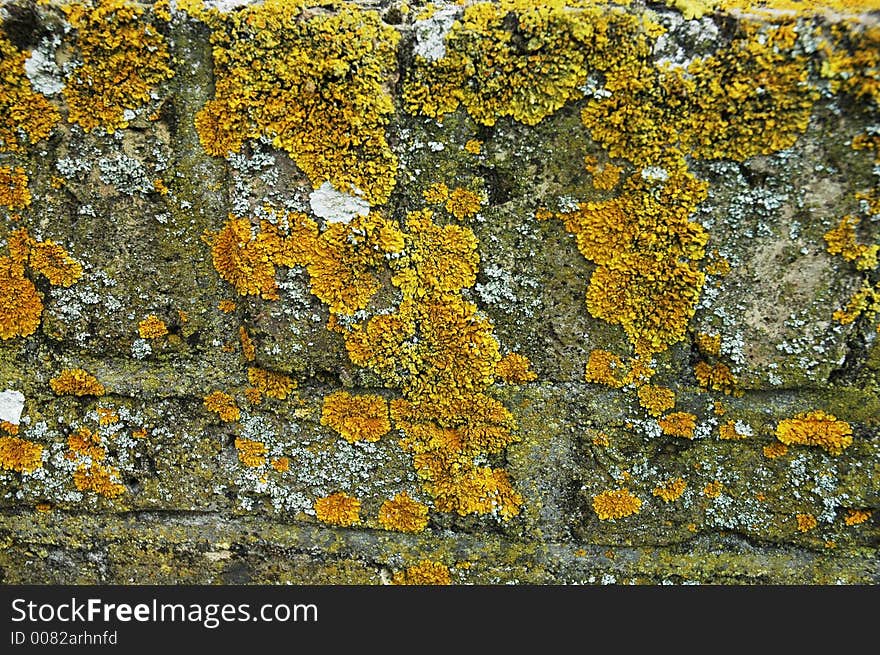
[[0, 36, 59, 153], [391, 560, 451, 585], [49, 369, 105, 396], [247, 367, 294, 401], [0, 435, 43, 474], [796, 513, 818, 533], [637, 385, 676, 418], [234, 437, 267, 468], [652, 477, 686, 503], [137, 315, 168, 339], [495, 353, 537, 384], [658, 412, 697, 439], [314, 491, 361, 527], [378, 491, 429, 533], [0, 166, 31, 209], [203, 390, 240, 422], [320, 392, 390, 443], [776, 410, 853, 455], [593, 488, 642, 520]]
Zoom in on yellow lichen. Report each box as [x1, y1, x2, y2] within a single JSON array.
[[138, 315, 168, 339], [464, 139, 482, 155], [695, 333, 721, 357], [218, 299, 236, 313], [73, 463, 125, 498], [584, 157, 622, 192], [0, 166, 31, 209], [194, 0, 399, 204], [97, 407, 119, 426], [584, 349, 628, 388], [0, 256, 43, 340], [27, 240, 84, 288], [203, 391, 240, 423], [391, 561, 451, 585], [239, 326, 256, 362], [321, 392, 390, 443], [0, 37, 60, 153], [592, 432, 610, 447], [658, 412, 697, 439], [445, 187, 484, 220], [62, 0, 173, 132], [423, 182, 450, 204], [694, 361, 738, 395], [234, 437, 267, 468], [776, 410, 853, 455], [832, 280, 880, 326], [703, 480, 724, 499], [270, 456, 289, 473], [0, 435, 43, 473], [763, 442, 789, 459], [247, 367, 294, 401], [652, 477, 686, 503], [495, 353, 537, 384], [824, 215, 879, 272], [718, 420, 747, 441], [50, 369, 105, 396], [314, 491, 361, 527], [844, 509, 871, 526], [593, 488, 642, 520], [67, 427, 105, 461], [378, 491, 429, 533], [796, 513, 818, 533], [637, 385, 676, 417]]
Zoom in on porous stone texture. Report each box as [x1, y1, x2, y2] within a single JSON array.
[[0, 0, 877, 585]]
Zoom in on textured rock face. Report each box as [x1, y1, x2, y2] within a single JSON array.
[[0, 0, 877, 585]]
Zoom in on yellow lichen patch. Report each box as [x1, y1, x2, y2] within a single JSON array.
[[584, 349, 628, 388], [703, 481, 723, 499], [392, 561, 451, 585], [763, 442, 788, 459], [423, 182, 449, 204], [203, 391, 240, 423], [0, 257, 43, 339], [314, 491, 361, 527], [73, 463, 125, 498], [495, 353, 537, 384], [652, 477, 686, 503], [832, 280, 880, 326], [210, 216, 281, 300], [844, 509, 871, 526], [776, 410, 853, 455], [695, 333, 721, 357], [445, 187, 484, 220], [584, 157, 622, 192], [0, 435, 43, 473], [35, 503, 52, 513], [0, 166, 31, 209], [244, 388, 262, 405], [247, 367, 294, 401], [321, 392, 390, 443], [796, 513, 818, 533], [592, 432, 610, 447], [824, 215, 879, 272], [637, 385, 676, 417], [67, 427, 104, 461], [138, 315, 167, 339], [0, 37, 60, 153], [218, 299, 236, 313], [97, 407, 119, 426], [270, 456, 289, 473], [239, 326, 256, 362], [194, 0, 399, 204], [378, 491, 429, 533], [62, 0, 174, 132], [464, 139, 482, 155], [658, 412, 697, 439], [50, 369, 105, 396], [0, 421, 19, 435], [234, 437, 267, 468], [27, 240, 84, 288], [593, 488, 642, 520], [718, 420, 747, 440], [694, 361, 738, 395]]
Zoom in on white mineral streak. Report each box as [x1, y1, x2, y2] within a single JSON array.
[[309, 182, 371, 224]]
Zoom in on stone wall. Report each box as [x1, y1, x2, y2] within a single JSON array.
[[0, 0, 877, 584]]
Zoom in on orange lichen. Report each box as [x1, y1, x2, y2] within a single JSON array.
[[0, 435, 43, 473], [844, 509, 871, 526], [592, 432, 610, 447], [584, 157, 622, 191], [314, 491, 361, 527], [718, 420, 747, 441], [321, 392, 390, 443], [138, 315, 168, 339], [423, 182, 450, 204], [824, 215, 879, 272], [0, 256, 43, 339], [637, 385, 676, 417], [73, 463, 125, 498], [378, 491, 429, 533], [247, 367, 294, 401], [584, 349, 628, 388], [218, 300, 236, 313], [270, 457, 289, 473], [695, 333, 721, 356], [62, 0, 174, 133], [495, 353, 537, 384], [776, 410, 853, 455], [203, 391, 240, 423], [652, 477, 686, 503], [445, 187, 483, 220], [0, 166, 31, 209], [0, 421, 19, 435], [27, 240, 84, 288], [50, 369, 105, 396], [97, 407, 119, 426], [593, 488, 642, 520], [464, 139, 482, 155], [67, 427, 105, 461], [239, 326, 256, 362], [763, 442, 789, 459], [194, 0, 399, 204], [694, 361, 738, 395], [796, 513, 818, 533], [234, 437, 267, 468], [0, 37, 60, 153], [658, 412, 697, 439], [703, 481, 724, 499], [392, 561, 451, 585]]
